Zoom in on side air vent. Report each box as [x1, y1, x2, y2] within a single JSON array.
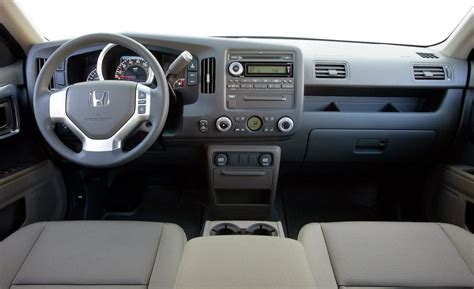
[[416, 52, 439, 59], [413, 65, 446, 80], [314, 62, 347, 79], [36, 58, 54, 89], [201, 57, 215, 94]]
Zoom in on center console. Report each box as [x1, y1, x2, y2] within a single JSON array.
[[207, 145, 281, 219], [209, 51, 300, 137], [174, 236, 316, 289]]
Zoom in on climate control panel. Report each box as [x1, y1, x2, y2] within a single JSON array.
[[214, 115, 294, 134]]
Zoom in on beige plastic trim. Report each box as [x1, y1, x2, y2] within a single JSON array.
[[436, 165, 474, 230], [433, 7, 474, 60], [0, 0, 44, 52]]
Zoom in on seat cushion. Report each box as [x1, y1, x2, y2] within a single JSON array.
[[0, 221, 186, 289], [299, 222, 474, 288]]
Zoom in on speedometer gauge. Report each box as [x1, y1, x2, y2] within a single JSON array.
[[114, 56, 153, 83]]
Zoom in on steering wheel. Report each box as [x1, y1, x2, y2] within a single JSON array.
[[33, 33, 169, 168]]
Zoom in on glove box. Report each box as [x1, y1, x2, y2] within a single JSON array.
[[305, 129, 436, 162]]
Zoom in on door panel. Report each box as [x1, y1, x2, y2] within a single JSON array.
[[0, 24, 66, 239], [434, 60, 474, 231]]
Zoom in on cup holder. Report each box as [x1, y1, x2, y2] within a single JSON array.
[[209, 222, 278, 237], [246, 223, 278, 236], [210, 223, 241, 236]]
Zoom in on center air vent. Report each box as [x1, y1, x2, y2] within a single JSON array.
[[36, 58, 54, 89], [201, 57, 215, 94], [314, 62, 347, 79], [413, 65, 446, 80]]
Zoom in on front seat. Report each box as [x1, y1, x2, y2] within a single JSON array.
[[0, 221, 186, 289], [299, 222, 474, 289]]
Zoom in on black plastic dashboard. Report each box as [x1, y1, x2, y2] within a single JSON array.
[[25, 34, 469, 165]]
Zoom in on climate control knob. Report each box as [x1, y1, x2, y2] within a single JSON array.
[[216, 116, 232, 132], [228, 62, 244, 77], [277, 117, 294, 133]]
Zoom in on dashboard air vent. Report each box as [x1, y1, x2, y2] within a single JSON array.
[[413, 65, 446, 80], [416, 52, 439, 59], [36, 58, 54, 89], [314, 63, 347, 79], [201, 57, 215, 94]]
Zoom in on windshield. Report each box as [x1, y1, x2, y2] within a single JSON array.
[[15, 0, 473, 46]]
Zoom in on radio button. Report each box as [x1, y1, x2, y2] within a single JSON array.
[[240, 79, 251, 83], [271, 79, 282, 83], [229, 62, 244, 76], [282, 84, 294, 89], [254, 84, 267, 89], [227, 84, 240, 89], [268, 84, 281, 89], [241, 84, 253, 89]]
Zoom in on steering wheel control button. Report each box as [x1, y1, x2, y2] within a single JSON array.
[[278, 117, 294, 133], [215, 153, 228, 166], [138, 91, 147, 99], [216, 116, 232, 132], [247, 116, 263, 131], [229, 62, 244, 77], [199, 120, 209, 133], [138, 100, 146, 104], [259, 154, 272, 167], [138, 105, 146, 114]]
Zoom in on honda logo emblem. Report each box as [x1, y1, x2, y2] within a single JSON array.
[[89, 90, 110, 107]]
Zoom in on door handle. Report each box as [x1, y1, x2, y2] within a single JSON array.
[[0, 84, 20, 139]]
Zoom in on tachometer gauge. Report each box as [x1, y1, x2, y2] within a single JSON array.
[[114, 56, 153, 83], [86, 68, 99, 81]]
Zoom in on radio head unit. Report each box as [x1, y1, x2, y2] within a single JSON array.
[[229, 62, 293, 77], [226, 52, 296, 111]]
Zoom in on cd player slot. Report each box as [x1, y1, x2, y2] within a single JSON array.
[[244, 96, 287, 102]]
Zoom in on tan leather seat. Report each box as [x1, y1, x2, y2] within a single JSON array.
[[0, 221, 186, 289], [299, 222, 474, 289]]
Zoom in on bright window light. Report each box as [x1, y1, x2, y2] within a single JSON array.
[[15, 0, 473, 46]]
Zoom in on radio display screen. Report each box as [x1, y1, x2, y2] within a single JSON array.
[[247, 65, 287, 74]]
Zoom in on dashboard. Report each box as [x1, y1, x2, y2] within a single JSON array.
[[25, 34, 468, 164]]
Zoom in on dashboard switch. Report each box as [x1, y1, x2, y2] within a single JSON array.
[[215, 153, 228, 166], [187, 60, 198, 72], [278, 117, 294, 133], [259, 154, 272, 167], [199, 120, 209, 133], [216, 116, 232, 132]]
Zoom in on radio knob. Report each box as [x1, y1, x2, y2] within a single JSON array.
[[216, 116, 232, 132], [228, 62, 244, 77], [278, 117, 294, 133]]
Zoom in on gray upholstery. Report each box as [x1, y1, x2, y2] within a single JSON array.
[[0, 221, 186, 289], [174, 236, 317, 289], [299, 222, 474, 288]]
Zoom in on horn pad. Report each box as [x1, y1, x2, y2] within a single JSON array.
[[66, 81, 136, 139]]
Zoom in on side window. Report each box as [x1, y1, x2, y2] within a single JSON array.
[[0, 24, 24, 67]]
